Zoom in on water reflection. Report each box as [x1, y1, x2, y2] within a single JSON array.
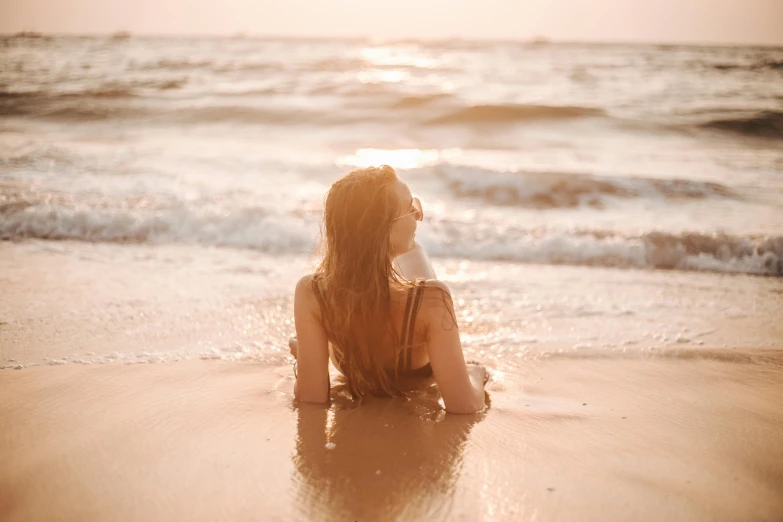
[[336, 147, 462, 169], [292, 382, 487, 521], [360, 45, 443, 70]]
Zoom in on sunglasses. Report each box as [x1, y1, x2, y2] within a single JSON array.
[[392, 197, 423, 222]]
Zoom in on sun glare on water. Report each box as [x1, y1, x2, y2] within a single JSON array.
[[356, 69, 410, 84], [360, 46, 441, 70], [355, 44, 444, 84], [336, 148, 462, 169]]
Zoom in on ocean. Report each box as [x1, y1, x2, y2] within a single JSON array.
[[1, 34, 782, 368]]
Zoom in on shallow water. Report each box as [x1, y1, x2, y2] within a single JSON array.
[[2, 240, 780, 370]]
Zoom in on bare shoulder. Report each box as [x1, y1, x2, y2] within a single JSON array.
[[418, 279, 457, 327], [295, 274, 319, 305], [420, 278, 452, 297], [295, 273, 327, 325], [296, 274, 315, 293]]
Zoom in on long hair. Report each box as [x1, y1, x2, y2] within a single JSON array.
[[314, 165, 412, 398]]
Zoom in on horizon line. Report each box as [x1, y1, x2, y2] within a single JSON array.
[[3, 30, 782, 49]]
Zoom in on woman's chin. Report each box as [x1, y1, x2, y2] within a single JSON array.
[[391, 238, 417, 259]]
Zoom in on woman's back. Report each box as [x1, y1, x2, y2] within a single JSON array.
[[310, 274, 432, 376], [296, 272, 485, 413]]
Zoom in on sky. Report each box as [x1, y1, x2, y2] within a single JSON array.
[[2, 0, 782, 46]]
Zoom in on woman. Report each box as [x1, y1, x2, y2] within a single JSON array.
[[291, 165, 487, 413]]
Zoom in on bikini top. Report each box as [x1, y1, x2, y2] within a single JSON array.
[[311, 275, 432, 377]]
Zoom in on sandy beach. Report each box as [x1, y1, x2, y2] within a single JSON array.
[[2, 353, 782, 521], [2, 240, 782, 521]]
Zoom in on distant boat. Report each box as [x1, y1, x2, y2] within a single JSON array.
[[112, 31, 132, 40]]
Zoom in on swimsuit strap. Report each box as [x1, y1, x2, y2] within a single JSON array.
[[402, 278, 426, 370], [307, 274, 335, 395], [399, 284, 415, 356], [310, 274, 329, 334]]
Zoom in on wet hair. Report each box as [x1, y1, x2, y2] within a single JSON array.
[[313, 165, 414, 397]]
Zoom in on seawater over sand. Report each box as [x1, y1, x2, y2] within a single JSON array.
[[2, 240, 781, 367]]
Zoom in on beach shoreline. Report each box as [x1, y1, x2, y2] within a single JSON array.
[[2, 353, 782, 522], [3, 240, 781, 367], [2, 240, 782, 521]]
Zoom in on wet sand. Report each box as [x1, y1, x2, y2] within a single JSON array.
[[2, 353, 782, 522]]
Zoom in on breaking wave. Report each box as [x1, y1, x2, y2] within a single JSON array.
[[0, 198, 316, 252], [423, 226, 782, 276], [711, 59, 783, 71], [1, 195, 779, 276], [0, 99, 333, 125], [699, 111, 783, 140], [391, 93, 454, 108], [424, 104, 605, 125], [432, 165, 735, 208]]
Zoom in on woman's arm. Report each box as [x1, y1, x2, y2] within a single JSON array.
[[394, 241, 437, 280], [422, 281, 485, 414], [398, 244, 484, 412], [293, 275, 330, 403]]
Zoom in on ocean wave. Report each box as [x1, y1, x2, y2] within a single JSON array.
[[424, 226, 782, 276], [214, 86, 282, 97], [132, 56, 391, 74], [132, 57, 300, 74], [424, 104, 605, 125], [0, 81, 186, 117], [391, 93, 453, 108], [699, 111, 783, 140], [310, 57, 367, 71], [306, 81, 407, 99], [1, 197, 779, 276], [146, 59, 283, 74], [711, 59, 783, 71], [133, 58, 214, 71], [0, 199, 315, 252], [169, 106, 328, 125], [431, 165, 734, 208], [0, 99, 329, 125], [0, 103, 141, 121], [378, 37, 497, 52], [74, 87, 139, 97], [640, 231, 782, 273], [6, 80, 185, 99]]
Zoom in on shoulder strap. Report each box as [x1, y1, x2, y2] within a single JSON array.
[[399, 284, 415, 350], [310, 275, 329, 333], [403, 279, 426, 370]]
